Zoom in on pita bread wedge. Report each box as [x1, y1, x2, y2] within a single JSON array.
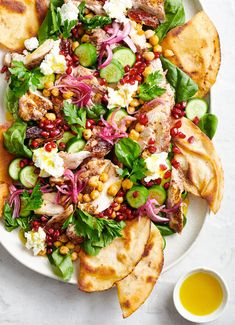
[[174, 118, 224, 214], [0, 0, 48, 52], [0, 183, 9, 217], [117, 224, 164, 318], [78, 217, 151, 292], [0, 124, 14, 185], [161, 11, 221, 98]]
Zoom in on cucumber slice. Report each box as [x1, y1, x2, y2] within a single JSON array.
[[126, 185, 149, 209], [148, 185, 167, 205], [9, 158, 22, 181], [107, 108, 128, 125], [100, 59, 124, 83], [113, 47, 136, 68], [67, 138, 86, 154], [19, 166, 38, 189], [186, 98, 208, 120], [37, 74, 55, 89], [74, 43, 97, 67], [57, 131, 75, 146]]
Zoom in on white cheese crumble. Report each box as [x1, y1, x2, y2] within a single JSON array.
[[58, 1, 79, 25], [33, 146, 65, 178], [24, 37, 39, 51], [11, 53, 26, 64], [129, 21, 147, 50], [40, 40, 67, 75], [104, 0, 133, 24], [107, 81, 138, 109], [144, 152, 169, 183], [25, 227, 46, 256]]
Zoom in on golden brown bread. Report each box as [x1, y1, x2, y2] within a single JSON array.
[[0, 124, 14, 185]]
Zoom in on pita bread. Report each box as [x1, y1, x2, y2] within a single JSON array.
[[117, 224, 164, 318], [78, 217, 151, 292], [0, 124, 14, 185], [0, 183, 9, 217], [0, 0, 48, 52], [161, 11, 221, 98], [174, 118, 224, 213]]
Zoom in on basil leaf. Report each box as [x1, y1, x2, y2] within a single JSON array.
[[115, 138, 141, 169], [198, 113, 218, 139], [63, 101, 86, 128], [3, 121, 32, 158], [78, 1, 111, 30], [156, 0, 185, 42], [161, 56, 198, 103], [86, 104, 107, 121], [48, 248, 74, 281]]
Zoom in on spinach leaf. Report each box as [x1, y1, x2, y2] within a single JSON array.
[[198, 113, 218, 139], [48, 248, 74, 281], [20, 184, 43, 213], [161, 56, 198, 103], [63, 100, 86, 128], [139, 71, 166, 101], [115, 138, 141, 169], [3, 203, 32, 232], [156, 0, 185, 42], [3, 121, 32, 158], [155, 223, 175, 236], [78, 1, 111, 30], [86, 104, 107, 122]]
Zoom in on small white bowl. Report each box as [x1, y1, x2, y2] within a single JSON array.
[[173, 268, 229, 323]]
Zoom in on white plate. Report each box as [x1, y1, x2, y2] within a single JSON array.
[[0, 0, 207, 284]]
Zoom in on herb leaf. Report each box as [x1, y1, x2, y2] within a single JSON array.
[[161, 56, 198, 103], [86, 104, 107, 121], [115, 138, 141, 169], [139, 71, 166, 102], [3, 203, 32, 232], [78, 1, 111, 30], [63, 101, 86, 128], [118, 158, 147, 183], [20, 184, 43, 213], [62, 19, 77, 38], [156, 0, 185, 42], [48, 248, 74, 281], [198, 113, 218, 139]]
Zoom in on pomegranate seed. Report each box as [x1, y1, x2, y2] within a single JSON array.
[[41, 216, 48, 223], [170, 127, 178, 137], [172, 146, 181, 154], [164, 182, 170, 190], [55, 118, 62, 126], [136, 74, 142, 82], [129, 79, 136, 85], [139, 113, 148, 126], [58, 142, 66, 150], [164, 170, 172, 179], [188, 136, 195, 144], [66, 66, 72, 74], [133, 191, 139, 198], [44, 123, 55, 131], [99, 78, 107, 86], [117, 190, 124, 197], [175, 103, 182, 109], [48, 228, 54, 235], [106, 208, 113, 216], [54, 230, 60, 238], [60, 50, 65, 56], [154, 178, 162, 185], [39, 120, 45, 128], [120, 78, 125, 85], [47, 248, 53, 254], [29, 161, 34, 166], [63, 124, 70, 131], [34, 168, 40, 175], [178, 132, 186, 139], [32, 221, 40, 227], [148, 138, 155, 145], [51, 142, 57, 148], [136, 53, 142, 61], [118, 215, 124, 221], [193, 116, 200, 125], [98, 212, 104, 218], [148, 145, 157, 154], [124, 65, 130, 72], [31, 140, 39, 148], [72, 55, 79, 62], [93, 71, 99, 77], [171, 159, 180, 169], [1, 65, 8, 73], [20, 160, 25, 168], [159, 164, 167, 171], [146, 181, 154, 188], [45, 143, 52, 152], [41, 131, 49, 138], [50, 129, 60, 137], [86, 119, 95, 129], [181, 101, 187, 109], [174, 120, 182, 129], [47, 235, 53, 242], [154, 52, 160, 59]]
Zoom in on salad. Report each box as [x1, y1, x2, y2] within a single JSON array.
[[0, 0, 223, 317]]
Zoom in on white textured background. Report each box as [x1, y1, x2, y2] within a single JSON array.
[[0, 1, 235, 324]]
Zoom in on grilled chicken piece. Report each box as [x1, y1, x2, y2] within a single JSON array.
[[133, 0, 165, 22], [90, 28, 108, 47], [84, 126, 113, 158], [25, 39, 54, 69], [167, 167, 184, 234], [59, 151, 91, 170], [78, 158, 122, 214], [34, 193, 64, 216], [66, 224, 84, 245], [19, 91, 53, 121], [46, 204, 74, 229]]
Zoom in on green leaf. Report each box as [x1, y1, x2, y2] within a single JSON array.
[[3, 203, 18, 232], [139, 71, 166, 101], [198, 113, 218, 139], [78, 1, 111, 30], [115, 138, 141, 169], [62, 213, 75, 230], [129, 158, 148, 183], [3, 121, 32, 158], [62, 19, 77, 38], [155, 223, 175, 236], [48, 248, 74, 281], [63, 101, 86, 128], [156, 0, 185, 42], [20, 184, 43, 213], [161, 56, 198, 103], [86, 104, 107, 121]]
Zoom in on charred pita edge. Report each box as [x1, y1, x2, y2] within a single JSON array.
[[0, 0, 26, 13]]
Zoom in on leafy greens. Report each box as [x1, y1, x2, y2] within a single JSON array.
[[198, 113, 218, 139], [48, 248, 74, 281], [63, 100, 86, 128], [78, 2, 112, 30], [20, 184, 43, 214], [3, 203, 32, 232], [86, 104, 107, 122], [139, 71, 166, 102]]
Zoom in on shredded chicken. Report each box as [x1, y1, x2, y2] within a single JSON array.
[[34, 193, 64, 216], [46, 204, 74, 228], [84, 126, 113, 158], [25, 39, 54, 69], [59, 151, 91, 170]]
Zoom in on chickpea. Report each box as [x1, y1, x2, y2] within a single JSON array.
[[99, 172, 108, 183], [153, 45, 162, 53], [83, 194, 91, 203], [135, 123, 145, 133], [129, 129, 140, 141], [43, 89, 51, 97], [71, 252, 78, 262], [51, 88, 59, 97], [164, 49, 174, 57], [149, 35, 159, 46], [88, 176, 99, 188], [115, 196, 124, 204], [81, 34, 90, 43], [143, 66, 152, 78], [107, 184, 119, 196], [145, 29, 155, 39], [142, 51, 155, 61], [63, 91, 74, 100], [66, 242, 75, 250], [113, 204, 121, 211], [77, 193, 83, 202], [146, 43, 153, 49], [97, 181, 104, 192], [58, 234, 69, 243], [128, 106, 136, 114], [90, 190, 100, 200], [111, 211, 116, 219], [45, 113, 56, 121], [139, 99, 145, 105], [60, 246, 69, 255], [72, 41, 79, 51], [54, 241, 62, 248], [83, 129, 92, 140], [122, 179, 133, 190], [137, 29, 145, 36], [85, 13, 94, 19], [38, 249, 46, 256], [130, 98, 140, 107], [44, 81, 54, 89]]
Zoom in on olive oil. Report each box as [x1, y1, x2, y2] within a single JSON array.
[[179, 272, 223, 316]]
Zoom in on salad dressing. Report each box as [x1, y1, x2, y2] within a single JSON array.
[[179, 272, 223, 316]]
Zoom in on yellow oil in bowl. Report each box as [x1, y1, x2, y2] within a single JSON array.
[[179, 272, 223, 316]]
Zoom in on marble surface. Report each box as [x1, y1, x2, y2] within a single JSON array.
[[1, 1, 235, 324]]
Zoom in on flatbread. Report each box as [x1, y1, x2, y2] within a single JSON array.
[[174, 118, 224, 214], [0, 124, 14, 185], [161, 11, 221, 97], [0, 183, 9, 217], [0, 0, 48, 52], [117, 224, 164, 318], [78, 217, 151, 292]]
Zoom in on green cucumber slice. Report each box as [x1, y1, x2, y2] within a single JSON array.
[[148, 185, 167, 205], [126, 185, 149, 209], [67, 138, 86, 154], [113, 47, 136, 67], [74, 43, 97, 67], [107, 108, 128, 125], [57, 132, 75, 146], [9, 158, 22, 181], [19, 166, 38, 189], [186, 98, 208, 120], [100, 59, 124, 83]]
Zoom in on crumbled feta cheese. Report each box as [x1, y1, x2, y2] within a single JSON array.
[[104, 0, 133, 23], [25, 227, 46, 256], [40, 40, 67, 75], [107, 82, 138, 109], [24, 37, 39, 51], [130, 21, 147, 50], [144, 152, 169, 183], [58, 1, 79, 25], [33, 146, 64, 178], [11, 53, 26, 64]]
